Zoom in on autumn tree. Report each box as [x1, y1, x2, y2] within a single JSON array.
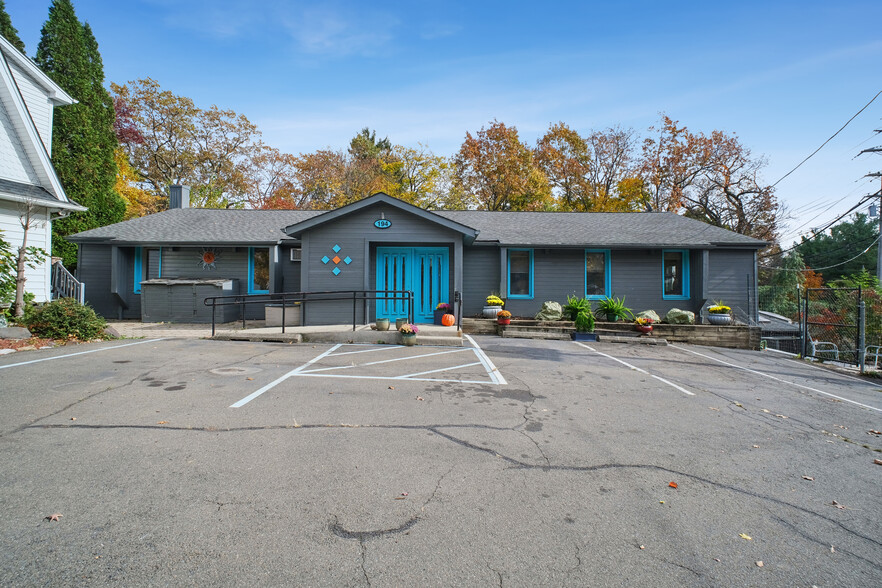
[[454, 120, 552, 211], [534, 123, 591, 210], [36, 0, 125, 267], [112, 78, 262, 210], [0, 0, 25, 52], [794, 213, 878, 280]]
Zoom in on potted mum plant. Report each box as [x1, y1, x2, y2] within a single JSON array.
[[399, 323, 419, 346], [634, 316, 653, 334], [434, 302, 452, 325], [571, 310, 597, 341], [497, 310, 512, 325], [707, 302, 732, 325], [484, 294, 504, 319]]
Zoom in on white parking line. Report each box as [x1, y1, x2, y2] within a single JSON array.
[[398, 362, 484, 379], [574, 342, 695, 396], [299, 348, 471, 374], [230, 344, 342, 408], [0, 338, 167, 370], [464, 334, 507, 385], [671, 344, 882, 413]]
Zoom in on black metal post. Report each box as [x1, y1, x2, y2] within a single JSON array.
[[352, 291, 357, 331], [211, 300, 216, 337], [281, 293, 286, 334], [241, 298, 246, 329]]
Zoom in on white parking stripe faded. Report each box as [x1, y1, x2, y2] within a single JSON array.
[[398, 362, 484, 379], [574, 342, 695, 396], [230, 343, 342, 408], [0, 339, 167, 370], [671, 344, 882, 413], [298, 348, 471, 374], [464, 334, 507, 385]]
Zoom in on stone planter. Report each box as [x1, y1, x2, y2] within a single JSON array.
[[707, 314, 732, 325], [376, 318, 390, 331], [483, 305, 502, 319], [400, 333, 417, 346], [636, 325, 653, 334], [572, 332, 597, 342], [395, 318, 408, 329], [497, 318, 511, 325]]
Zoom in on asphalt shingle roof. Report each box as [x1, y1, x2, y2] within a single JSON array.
[[434, 210, 767, 248], [68, 206, 766, 249], [68, 208, 323, 245]]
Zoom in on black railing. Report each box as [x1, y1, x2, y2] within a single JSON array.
[[203, 290, 415, 337]]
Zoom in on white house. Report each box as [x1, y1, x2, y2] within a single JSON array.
[[0, 35, 84, 303]]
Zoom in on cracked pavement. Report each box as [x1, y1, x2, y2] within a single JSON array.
[[0, 336, 880, 586]]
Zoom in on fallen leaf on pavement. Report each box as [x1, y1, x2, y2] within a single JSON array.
[[246, 377, 253, 381], [709, 407, 720, 411], [734, 402, 743, 408], [761, 409, 770, 413], [416, 396, 424, 401], [713, 558, 720, 562], [869, 430, 881, 435], [669, 482, 678, 489], [388, 386, 394, 390], [739, 533, 752, 541], [70, 417, 76, 421], [755, 561, 764, 567], [45, 513, 62, 522], [874, 459, 882, 466], [802, 476, 814, 481], [830, 545, 835, 553], [157, 421, 168, 425], [752, 445, 760, 448], [639, 545, 645, 550], [775, 414, 788, 419]]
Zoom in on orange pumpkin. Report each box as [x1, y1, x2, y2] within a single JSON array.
[[441, 313, 455, 327]]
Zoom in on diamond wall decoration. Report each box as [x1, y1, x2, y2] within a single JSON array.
[[332, 267, 341, 276], [344, 256, 352, 265], [332, 244, 341, 253], [321, 255, 330, 264]]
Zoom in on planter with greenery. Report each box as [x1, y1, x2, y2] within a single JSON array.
[[634, 316, 653, 334], [434, 302, 452, 325], [23, 298, 107, 341], [497, 310, 512, 325], [595, 295, 634, 322], [571, 310, 597, 341], [562, 294, 591, 321], [375, 318, 390, 331]]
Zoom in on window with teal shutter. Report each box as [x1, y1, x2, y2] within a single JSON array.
[[507, 249, 533, 299], [662, 250, 689, 299]]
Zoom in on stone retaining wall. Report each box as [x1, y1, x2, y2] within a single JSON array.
[[461, 318, 761, 350]]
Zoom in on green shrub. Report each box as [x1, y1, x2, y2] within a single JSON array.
[[24, 298, 107, 340], [574, 310, 595, 333], [563, 295, 592, 321]]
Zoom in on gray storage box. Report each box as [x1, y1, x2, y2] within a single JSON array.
[[141, 278, 239, 323]]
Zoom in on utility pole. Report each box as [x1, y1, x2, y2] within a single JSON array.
[[859, 134, 882, 281]]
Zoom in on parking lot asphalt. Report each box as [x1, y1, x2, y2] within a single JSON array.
[[1, 336, 880, 586]]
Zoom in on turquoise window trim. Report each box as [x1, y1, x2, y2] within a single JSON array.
[[584, 249, 611, 300], [158, 247, 162, 278], [133, 247, 142, 294], [662, 249, 690, 300], [507, 248, 534, 299], [248, 247, 270, 294]]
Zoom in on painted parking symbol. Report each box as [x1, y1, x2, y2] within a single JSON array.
[[231, 338, 506, 408]]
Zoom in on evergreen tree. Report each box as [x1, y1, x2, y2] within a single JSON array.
[[36, 0, 124, 268], [0, 0, 25, 53]]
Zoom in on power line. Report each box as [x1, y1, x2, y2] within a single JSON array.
[[772, 89, 882, 188], [764, 233, 880, 272]]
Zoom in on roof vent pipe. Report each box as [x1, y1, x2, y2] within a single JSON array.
[[169, 185, 190, 209]]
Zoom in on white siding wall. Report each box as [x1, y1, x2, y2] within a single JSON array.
[[0, 200, 52, 302], [0, 90, 39, 184], [8, 62, 52, 151]]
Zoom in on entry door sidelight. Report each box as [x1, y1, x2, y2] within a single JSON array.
[[413, 248, 449, 322]]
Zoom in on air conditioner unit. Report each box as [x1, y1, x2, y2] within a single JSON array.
[[290, 248, 302, 261]]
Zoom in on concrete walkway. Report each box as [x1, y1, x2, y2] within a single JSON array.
[[106, 321, 463, 346]]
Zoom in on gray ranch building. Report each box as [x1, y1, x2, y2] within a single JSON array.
[[68, 191, 766, 325]]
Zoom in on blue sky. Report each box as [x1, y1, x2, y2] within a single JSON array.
[[6, 0, 882, 244]]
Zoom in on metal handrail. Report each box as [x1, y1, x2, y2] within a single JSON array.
[[203, 290, 415, 336]]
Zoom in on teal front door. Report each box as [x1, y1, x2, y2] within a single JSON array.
[[376, 247, 449, 322]]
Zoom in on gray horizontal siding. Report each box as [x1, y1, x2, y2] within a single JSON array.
[[78, 244, 115, 318], [462, 247, 500, 316], [707, 249, 755, 321], [280, 246, 301, 293]]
